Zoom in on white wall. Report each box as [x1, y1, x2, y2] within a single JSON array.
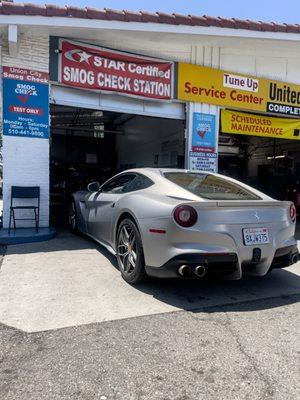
[[220, 46, 300, 84], [1, 33, 49, 228]]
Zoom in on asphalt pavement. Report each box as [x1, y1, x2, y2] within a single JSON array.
[[0, 230, 299, 399]]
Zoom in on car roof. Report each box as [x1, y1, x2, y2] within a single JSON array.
[[117, 168, 218, 183], [117, 168, 190, 180], [120, 167, 203, 176], [117, 168, 273, 200]]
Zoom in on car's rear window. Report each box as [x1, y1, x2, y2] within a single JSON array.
[[164, 172, 261, 200]]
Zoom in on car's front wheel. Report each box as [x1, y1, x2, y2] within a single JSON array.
[[116, 219, 147, 284]]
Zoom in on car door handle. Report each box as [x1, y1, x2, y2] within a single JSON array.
[[111, 203, 115, 208]]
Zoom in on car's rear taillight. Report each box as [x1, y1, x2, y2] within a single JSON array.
[[173, 205, 197, 227], [290, 203, 296, 223]]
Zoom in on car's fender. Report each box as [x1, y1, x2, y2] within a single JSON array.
[[111, 191, 184, 250], [71, 190, 89, 233]]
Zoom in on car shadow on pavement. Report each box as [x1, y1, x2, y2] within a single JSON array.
[[4, 230, 105, 255], [131, 271, 300, 312], [92, 238, 300, 313], [5, 229, 300, 315]]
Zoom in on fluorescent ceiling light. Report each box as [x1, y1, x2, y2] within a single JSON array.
[[266, 154, 286, 160]]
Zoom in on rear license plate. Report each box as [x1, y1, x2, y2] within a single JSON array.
[[243, 228, 270, 246]]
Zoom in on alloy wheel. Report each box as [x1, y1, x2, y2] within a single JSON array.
[[117, 224, 137, 274]]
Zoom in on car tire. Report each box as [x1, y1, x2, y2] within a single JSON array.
[[69, 199, 79, 234], [116, 218, 148, 284]]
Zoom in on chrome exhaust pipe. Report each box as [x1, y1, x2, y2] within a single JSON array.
[[178, 265, 191, 277], [194, 265, 207, 278]]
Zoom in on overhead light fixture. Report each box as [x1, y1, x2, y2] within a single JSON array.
[[266, 154, 286, 160]]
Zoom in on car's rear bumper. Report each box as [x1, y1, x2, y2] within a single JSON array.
[[145, 245, 299, 279], [241, 244, 299, 273], [141, 214, 298, 277], [271, 244, 299, 269], [145, 252, 238, 279]]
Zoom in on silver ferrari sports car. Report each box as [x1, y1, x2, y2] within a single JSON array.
[[70, 168, 299, 283]]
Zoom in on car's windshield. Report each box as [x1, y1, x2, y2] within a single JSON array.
[[164, 172, 261, 200]]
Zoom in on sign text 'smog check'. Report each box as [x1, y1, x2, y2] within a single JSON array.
[[2, 66, 49, 139]]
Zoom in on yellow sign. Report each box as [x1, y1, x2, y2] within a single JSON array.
[[177, 63, 300, 117], [221, 109, 300, 141]]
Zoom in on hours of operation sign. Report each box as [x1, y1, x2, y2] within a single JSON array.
[[2, 66, 49, 139], [189, 152, 218, 173]]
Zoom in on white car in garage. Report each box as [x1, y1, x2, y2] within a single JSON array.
[[70, 168, 299, 283]]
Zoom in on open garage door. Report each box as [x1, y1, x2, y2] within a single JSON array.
[[50, 84, 185, 120], [50, 104, 186, 226]]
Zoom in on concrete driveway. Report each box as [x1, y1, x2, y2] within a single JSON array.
[[0, 230, 299, 333], [0, 230, 299, 400]]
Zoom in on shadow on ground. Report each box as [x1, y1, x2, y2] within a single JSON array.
[[4, 229, 98, 255], [4, 229, 300, 316], [133, 276, 300, 313]]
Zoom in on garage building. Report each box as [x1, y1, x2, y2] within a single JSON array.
[[0, 2, 300, 235]]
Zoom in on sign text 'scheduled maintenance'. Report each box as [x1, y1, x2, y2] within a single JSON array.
[[221, 109, 300, 140]]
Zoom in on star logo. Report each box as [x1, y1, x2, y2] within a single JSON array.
[[64, 49, 92, 64], [78, 51, 92, 64], [254, 212, 260, 221]]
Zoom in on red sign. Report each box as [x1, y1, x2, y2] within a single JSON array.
[[59, 39, 174, 100], [9, 105, 44, 115], [3, 66, 49, 83]]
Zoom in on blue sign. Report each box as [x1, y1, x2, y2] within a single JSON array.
[[2, 67, 49, 139], [192, 112, 216, 152]]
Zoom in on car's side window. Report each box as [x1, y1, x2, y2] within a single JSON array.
[[101, 174, 136, 194], [101, 174, 153, 194], [122, 175, 153, 193]]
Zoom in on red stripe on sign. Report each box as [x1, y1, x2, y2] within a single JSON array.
[[149, 229, 166, 234], [2, 66, 49, 83]]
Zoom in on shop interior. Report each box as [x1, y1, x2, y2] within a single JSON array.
[[50, 105, 185, 226], [218, 131, 300, 206], [50, 105, 299, 226]]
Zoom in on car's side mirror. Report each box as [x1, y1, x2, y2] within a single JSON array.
[[87, 182, 100, 192]]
